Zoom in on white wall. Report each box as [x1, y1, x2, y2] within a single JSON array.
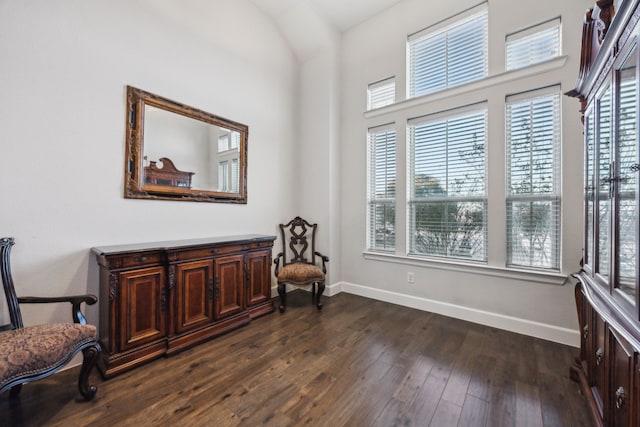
[[339, 0, 592, 345], [0, 0, 298, 326], [0, 0, 596, 350]]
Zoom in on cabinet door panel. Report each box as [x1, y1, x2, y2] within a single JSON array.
[[609, 329, 633, 426], [175, 260, 214, 334], [119, 267, 166, 351], [590, 312, 606, 416], [246, 250, 271, 307], [215, 254, 244, 319]]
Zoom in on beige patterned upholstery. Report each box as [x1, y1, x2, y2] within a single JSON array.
[[277, 262, 324, 284], [0, 323, 97, 390]]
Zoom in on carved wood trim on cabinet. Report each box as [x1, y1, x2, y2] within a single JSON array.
[[568, 2, 640, 426], [92, 235, 275, 378]]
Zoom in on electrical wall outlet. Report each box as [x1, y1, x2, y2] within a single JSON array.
[[407, 272, 415, 284]]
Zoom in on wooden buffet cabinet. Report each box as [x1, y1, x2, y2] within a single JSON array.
[[92, 234, 275, 378], [568, 1, 640, 425]]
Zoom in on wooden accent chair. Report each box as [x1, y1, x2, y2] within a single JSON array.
[[0, 237, 101, 400], [274, 217, 329, 313]]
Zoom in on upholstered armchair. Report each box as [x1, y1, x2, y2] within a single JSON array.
[[0, 237, 100, 400], [274, 217, 329, 313]]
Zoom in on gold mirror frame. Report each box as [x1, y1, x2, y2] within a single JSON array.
[[124, 86, 248, 203]]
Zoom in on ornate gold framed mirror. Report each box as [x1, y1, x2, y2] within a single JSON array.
[[124, 86, 248, 203]]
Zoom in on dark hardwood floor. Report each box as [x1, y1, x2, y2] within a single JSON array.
[[1, 291, 592, 427]]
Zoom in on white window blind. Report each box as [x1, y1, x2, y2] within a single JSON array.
[[368, 77, 395, 110], [218, 134, 229, 152], [506, 89, 560, 270], [231, 158, 239, 193], [506, 18, 561, 70], [219, 161, 229, 192], [407, 4, 488, 98], [367, 125, 396, 251], [408, 108, 488, 261], [617, 59, 638, 286], [230, 131, 240, 149]]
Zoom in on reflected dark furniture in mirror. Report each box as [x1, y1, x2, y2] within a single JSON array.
[[274, 217, 329, 313], [144, 157, 194, 188], [0, 237, 101, 401], [124, 85, 248, 203]]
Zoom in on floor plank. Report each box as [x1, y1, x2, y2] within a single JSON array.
[[0, 291, 593, 427]]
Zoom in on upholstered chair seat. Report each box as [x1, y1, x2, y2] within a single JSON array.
[[0, 323, 97, 391], [277, 262, 324, 284]]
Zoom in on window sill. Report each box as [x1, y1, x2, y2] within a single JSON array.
[[364, 56, 568, 119], [362, 250, 568, 286]]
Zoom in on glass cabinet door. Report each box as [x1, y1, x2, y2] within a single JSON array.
[[585, 108, 595, 269], [597, 85, 612, 280], [615, 45, 638, 305]]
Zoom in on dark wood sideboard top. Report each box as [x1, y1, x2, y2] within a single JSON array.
[[92, 234, 276, 256]]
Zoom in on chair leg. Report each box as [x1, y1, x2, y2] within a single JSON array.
[[312, 283, 316, 303], [316, 281, 325, 310], [277, 282, 286, 313], [78, 342, 101, 401], [9, 384, 22, 399]]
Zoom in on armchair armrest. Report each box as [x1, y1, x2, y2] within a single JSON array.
[[273, 252, 284, 276], [314, 251, 329, 274], [18, 294, 98, 325]]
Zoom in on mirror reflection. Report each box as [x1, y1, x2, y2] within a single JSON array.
[[124, 86, 248, 203], [143, 106, 241, 192]]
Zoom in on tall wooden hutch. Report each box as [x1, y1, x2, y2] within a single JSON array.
[[568, 0, 640, 425]]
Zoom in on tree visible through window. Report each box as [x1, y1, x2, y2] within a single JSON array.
[[506, 91, 560, 269], [408, 110, 487, 261]]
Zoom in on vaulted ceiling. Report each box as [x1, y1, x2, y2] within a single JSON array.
[[249, 0, 404, 32], [248, 0, 405, 60]]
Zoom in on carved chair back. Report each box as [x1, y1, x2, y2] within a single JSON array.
[[278, 216, 319, 267], [0, 238, 23, 331]]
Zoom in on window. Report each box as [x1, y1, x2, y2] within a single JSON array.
[[218, 134, 229, 152], [506, 89, 560, 269], [368, 77, 395, 110], [408, 108, 488, 261], [218, 161, 229, 191], [231, 158, 239, 193], [407, 4, 488, 98], [367, 125, 396, 251], [506, 18, 561, 70], [231, 131, 240, 150]]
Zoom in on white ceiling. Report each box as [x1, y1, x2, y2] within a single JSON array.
[[250, 0, 404, 32], [142, 0, 406, 62], [248, 0, 404, 60]]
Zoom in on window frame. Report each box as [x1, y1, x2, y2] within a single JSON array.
[[367, 124, 397, 252], [505, 88, 562, 271], [407, 3, 488, 99], [506, 17, 561, 71], [407, 105, 488, 262]]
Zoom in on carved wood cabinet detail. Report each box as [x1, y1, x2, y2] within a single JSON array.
[[568, 1, 640, 426], [92, 235, 275, 378]]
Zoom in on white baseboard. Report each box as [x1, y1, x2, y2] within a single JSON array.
[[324, 281, 579, 347]]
